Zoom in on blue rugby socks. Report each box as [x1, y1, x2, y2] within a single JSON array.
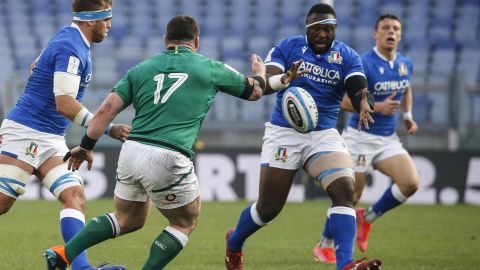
[[367, 183, 407, 223], [328, 207, 356, 270], [60, 208, 91, 270], [228, 203, 268, 252]]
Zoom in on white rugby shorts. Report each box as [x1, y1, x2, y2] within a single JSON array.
[[260, 122, 350, 170], [342, 126, 408, 173], [115, 140, 200, 209], [0, 119, 69, 169]]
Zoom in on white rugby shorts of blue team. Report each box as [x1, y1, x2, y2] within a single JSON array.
[[342, 126, 408, 173], [0, 119, 69, 168], [260, 122, 350, 170]]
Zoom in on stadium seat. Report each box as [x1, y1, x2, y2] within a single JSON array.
[[222, 36, 245, 60], [198, 36, 220, 60]]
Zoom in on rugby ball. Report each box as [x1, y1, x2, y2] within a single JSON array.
[[282, 87, 318, 133]]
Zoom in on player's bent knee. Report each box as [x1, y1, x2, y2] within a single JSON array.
[[42, 163, 84, 198], [0, 164, 31, 200], [305, 151, 355, 190]]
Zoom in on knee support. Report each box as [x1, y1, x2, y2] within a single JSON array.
[[0, 164, 31, 199], [42, 163, 83, 198], [305, 151, 355, 190]]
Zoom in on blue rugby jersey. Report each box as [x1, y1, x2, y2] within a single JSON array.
[[348, 47, 413, 136], [265, 36, 364, 130], [7, 24, 92, 136]]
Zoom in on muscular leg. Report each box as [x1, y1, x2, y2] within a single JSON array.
[[353, 172, 367, 205], [308, 151, 356, 269], [364, 153, 419, 223], [227, 167, 296, 252], [38, 156, 92, 270], [142, 197, 201, 270], [0, 154, 33, 215]]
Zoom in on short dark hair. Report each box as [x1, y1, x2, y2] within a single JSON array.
[[72, 0, 112, 12], [375, 13, 401, 30], [307, 3, 336, 20], [166, 15, 199, 42]]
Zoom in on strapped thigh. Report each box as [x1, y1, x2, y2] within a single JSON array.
[[0, 164, 31, 199], [305, 151, 355, 189], [42, 163, 83, 198]]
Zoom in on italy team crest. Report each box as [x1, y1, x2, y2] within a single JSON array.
[[398, 63, 408, 76], [274, 147, 288, 161], [328, 51, 343, 64], [25, 142, 38, 158]]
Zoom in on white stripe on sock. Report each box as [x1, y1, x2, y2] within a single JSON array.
[[250, 202, 268, 226], [327, 206, 356, 218], [60, 208, 85, 223], [391, 183, 408, 202], [165, 226, 189, 247], [107, 213, 121, 237]]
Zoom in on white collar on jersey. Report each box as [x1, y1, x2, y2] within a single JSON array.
[[71, 23, 91, 48], [373, 46, 396, 69]]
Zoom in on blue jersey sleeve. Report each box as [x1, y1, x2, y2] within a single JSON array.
[[344, 49, 364, 81], [53, 43, 84, 76]]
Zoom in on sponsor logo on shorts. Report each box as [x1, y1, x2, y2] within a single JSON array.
[[162, 194, 178, 205], [274, 147, 288, 162], [25, 142, 38, 158], [356, 154, 367, 167]]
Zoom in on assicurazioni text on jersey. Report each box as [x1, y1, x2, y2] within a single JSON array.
[[265, 35, 364, 130]]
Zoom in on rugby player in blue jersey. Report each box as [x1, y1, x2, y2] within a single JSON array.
[[0, 1, 129, 269], [225, 3, 381, 270], [313, 13, 419, 263]]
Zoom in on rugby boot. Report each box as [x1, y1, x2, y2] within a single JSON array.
[[342, 257, 382, 270], [225, 228, 243, 270], [312, 245, 336, 263], [356, 208, 373, 252]]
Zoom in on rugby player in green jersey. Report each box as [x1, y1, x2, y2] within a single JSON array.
[[44, 15, 266, 270]]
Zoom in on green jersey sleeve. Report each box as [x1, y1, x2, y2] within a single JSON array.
[[113, 71, 134, 106], [211, 60, 246, 97]]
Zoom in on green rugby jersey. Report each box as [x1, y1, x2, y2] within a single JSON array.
[[113, 46, 246, 158]]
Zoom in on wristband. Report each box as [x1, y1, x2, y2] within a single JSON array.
[[80, 134, 98, 150], [403, 111, 413, 121], [251, 75, 266, 92], [269, 74, 290, 91], [104, 123, 113, 135]]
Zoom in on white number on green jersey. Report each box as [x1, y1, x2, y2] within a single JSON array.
[[153, 73, 189, 104]]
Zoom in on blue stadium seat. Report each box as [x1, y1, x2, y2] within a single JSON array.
[[178, 0, 203, 19], [412, 92, 430, 124], [198, 36, 220, 60], [430, 47, 456, 76], [223, 56, 247, 74], [428, 91, 449, 125], [247, 36, 273, 59], [92, 55, 119, 87], [380, 3, 404, 17], [222, 36, 245, 60], [457, 47, 480, 87]]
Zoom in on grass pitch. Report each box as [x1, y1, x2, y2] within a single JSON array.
[[1, 200, 479, 269]]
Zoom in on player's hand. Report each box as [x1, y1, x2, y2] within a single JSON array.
[[251, 54, 266, 76], [404, 118, 418, 134], [357, 89, 375, 130], [63, 146, 94, 171], [108, 124, 131, 142], [282, 60, 309, 84], [378, 92, 400, 116]]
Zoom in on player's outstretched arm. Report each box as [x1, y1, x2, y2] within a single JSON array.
[[264, 60, 309, 95], [245, 54, 266, 101], [341, 91, 399, 116]]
